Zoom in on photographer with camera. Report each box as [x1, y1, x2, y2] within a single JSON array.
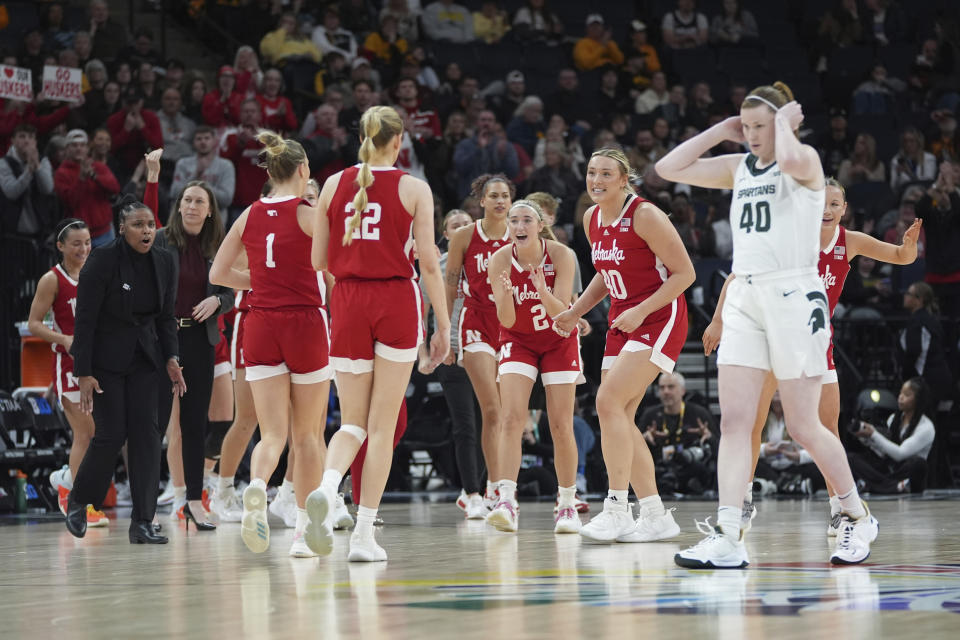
[[639, 372, 717, 495], [848, 377, 935, 494]]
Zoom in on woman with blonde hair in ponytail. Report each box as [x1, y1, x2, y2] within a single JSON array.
[[484, 199, 584, 534], [211, 131, 333, 558], [657, 81, 879, 568], [553, 147, 692, 546], [307, 105, 449, 562]]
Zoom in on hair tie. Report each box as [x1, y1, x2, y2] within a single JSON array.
[[744, 95, 780, 112], [57, 220, 85, 242]]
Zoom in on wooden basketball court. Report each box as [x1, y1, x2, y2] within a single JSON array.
[[2, 498, 958, 639]]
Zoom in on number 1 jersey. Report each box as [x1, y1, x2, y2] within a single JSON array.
[[326, 165, 416, 281], [242, 195, 325, 309], [730, 153, 823, 276]]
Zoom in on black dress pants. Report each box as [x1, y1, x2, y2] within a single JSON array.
[[438, 363, 484, 494], [158, 324, 214, 501], [72, 352, 161, 523]]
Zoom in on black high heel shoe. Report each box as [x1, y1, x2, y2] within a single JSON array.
[[183, 503, 216, 531]]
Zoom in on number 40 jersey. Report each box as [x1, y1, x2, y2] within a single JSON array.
[[326, 165, 417, 281], [730, 153, 824, 276]]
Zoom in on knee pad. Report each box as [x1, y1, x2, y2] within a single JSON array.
[[339, 423, 367, 444]]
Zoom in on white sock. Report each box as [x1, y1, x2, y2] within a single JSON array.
[[497, 479, 517, 503], [558, 485, 577, 508], [829, 494, 841, 516], [295, 508, 308, 534], [249, 478, 267, 492], [204, 467, 213, 480], [356, 505, 377, 537], [486, 480, 497, 498], [637, 494, 665, 517], [279, 479, 294, 500], [717, 505, 741, 539], [321, 470, 342, 493], [744, 482, 754, 505], [173, 485, 186, 500], [837, 487, 866, 518], [218, 475, 234, 494], [606, 489, 628, 506]]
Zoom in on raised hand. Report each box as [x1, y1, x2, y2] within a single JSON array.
[[776, 100, 804, 131]]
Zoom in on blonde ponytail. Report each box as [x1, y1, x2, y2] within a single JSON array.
[[342, 106, 403, 245]]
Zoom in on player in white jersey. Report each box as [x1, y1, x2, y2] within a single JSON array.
[[657, 81, 878, 568]]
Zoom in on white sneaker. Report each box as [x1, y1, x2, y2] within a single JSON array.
[[269, 492, 297, 528], [304, 486, 335, 556], [114, 481, 132, 507], [241, 484, 270, 553], [157, 482, 175, 506], [740, 501, 757, 535], [486, 499, 519, 532], [212, 489, 243, 522], [827, 511, 842, 537], [553, 505, 582, 534], [289, 531, 318, 558], [482, 489, 498, 512], [674, 518, 749, 569], [456, 489, 468, 512], [465, 494, 487, 520], [830, 505, 879, 565], [617, 506, 681, 542], [348, 530, 387, 562], [579, 499, 635, 544], [332, 493, 354, 530], [170, 496, 186, 521], [49, 465, 70, 491]]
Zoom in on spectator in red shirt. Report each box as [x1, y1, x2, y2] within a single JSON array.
[[255, 68, 297, 134], [107, 87, 163, 183], [201, 65, 243, 128], [221, 99, 268, 223], [393, 77, 441, 141], [54, 128, 120, 246]]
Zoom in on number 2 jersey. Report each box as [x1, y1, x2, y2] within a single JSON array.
[[242, 195, 325, 309], [730, 153, 824, 276], [326, 165, 416, 281], [501, 239, 559, 338]]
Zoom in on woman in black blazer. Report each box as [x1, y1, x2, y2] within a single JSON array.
[[65, 198, 186, 544], [154, 180, 233, 529]]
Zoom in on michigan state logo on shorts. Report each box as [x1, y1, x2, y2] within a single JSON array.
[[806, 291, 828, 334]]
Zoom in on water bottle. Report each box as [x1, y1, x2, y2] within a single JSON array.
[[15, 470, 27, 514]]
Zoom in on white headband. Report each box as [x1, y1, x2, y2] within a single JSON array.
[[57, 220, 85, 241], [744, 95, 779, 112]]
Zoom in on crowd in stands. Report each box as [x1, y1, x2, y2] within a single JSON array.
[[1, 0, 958, 495]]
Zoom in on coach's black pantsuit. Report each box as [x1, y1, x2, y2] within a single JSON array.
[[70, 237, 179, 525]]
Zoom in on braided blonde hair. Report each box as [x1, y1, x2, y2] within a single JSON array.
[[343, 105, 404, 245]]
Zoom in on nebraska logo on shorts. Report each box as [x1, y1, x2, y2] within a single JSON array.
[[501, 342, 512, 358], [466, 329, 483, 344]]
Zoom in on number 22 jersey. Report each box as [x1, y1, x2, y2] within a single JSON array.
[[326, 165, 416, 281]]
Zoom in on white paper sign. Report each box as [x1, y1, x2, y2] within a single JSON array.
[[42, 65, 82, 103], [0, 65, 33, 101]]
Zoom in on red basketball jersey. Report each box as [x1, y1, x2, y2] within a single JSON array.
[[589, 196, 674, 324], [50, 264, 77, 355], [326, 166, 416, 281], [242, 195, 325, 309], [819, 225, 851, 318], [235, 289, 251, 312], [462, 221, 509, 311], [502, 240, 557, 336]]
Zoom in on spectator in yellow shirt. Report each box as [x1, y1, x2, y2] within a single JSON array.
[[474, 1, 511, 45], [363, 14, 409, 65], [259, 13, 323, 96], [573, 14, 624, 72]]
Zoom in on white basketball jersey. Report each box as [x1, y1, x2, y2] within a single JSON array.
[[729, 154, 824, 275]]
